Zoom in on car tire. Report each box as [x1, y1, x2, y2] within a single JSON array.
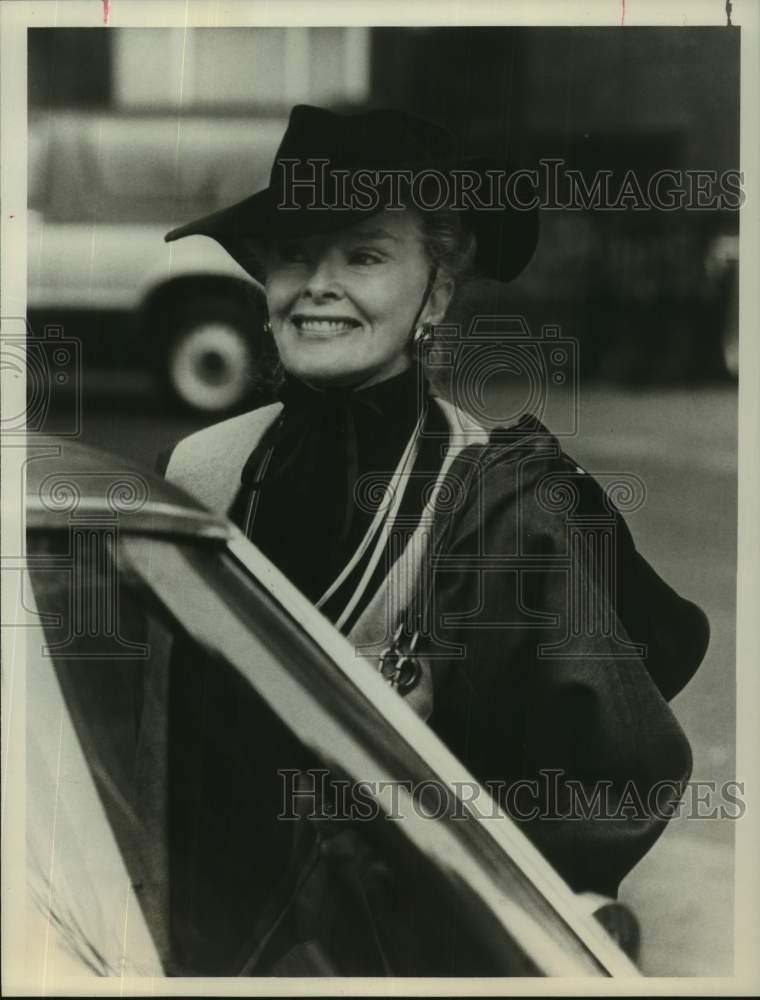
[[163, 296, 264, 414]]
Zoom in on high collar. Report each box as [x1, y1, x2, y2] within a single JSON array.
[[235, 360, 430, 599], [241, 361, 427, 492]]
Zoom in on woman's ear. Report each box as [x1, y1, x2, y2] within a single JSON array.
[[423, 277, 455, 325]]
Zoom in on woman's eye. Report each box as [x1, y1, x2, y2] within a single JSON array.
[[348, 249, 384, 266]]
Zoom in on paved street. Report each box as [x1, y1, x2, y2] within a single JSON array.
[[568, 386, 737, 976], [40, 373, 738, 976]]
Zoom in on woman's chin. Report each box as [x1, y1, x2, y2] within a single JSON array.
[[279, 343, 375, 387]]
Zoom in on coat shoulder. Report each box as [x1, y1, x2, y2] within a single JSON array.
[[164, 402, 283, 513], [449, 413, 709, 702], [444, 414, 575, 538]]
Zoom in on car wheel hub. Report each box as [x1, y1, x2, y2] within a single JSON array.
[[169, 322, 252, 411]]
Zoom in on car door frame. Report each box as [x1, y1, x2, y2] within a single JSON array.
[[117, 527, 640, 979]]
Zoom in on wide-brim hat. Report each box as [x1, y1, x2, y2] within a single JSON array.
[[165, 104, 539, 284]]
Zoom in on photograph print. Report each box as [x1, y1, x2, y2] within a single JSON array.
[[2, 0, 755, 992]]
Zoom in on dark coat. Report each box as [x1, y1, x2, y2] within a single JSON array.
[[425, 416, 708, 896]]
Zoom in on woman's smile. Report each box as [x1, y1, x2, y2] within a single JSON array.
[[289, 313, 364, 338]]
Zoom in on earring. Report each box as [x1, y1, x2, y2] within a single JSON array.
[[263, 320, 272, 335], [413, 322, 432, 343]]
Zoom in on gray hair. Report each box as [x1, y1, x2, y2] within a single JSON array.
[[416, 207, 478, 285]]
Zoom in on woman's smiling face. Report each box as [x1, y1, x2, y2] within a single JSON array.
[[262, 209, 450, 388]]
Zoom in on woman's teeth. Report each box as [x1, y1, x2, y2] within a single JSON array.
[[293, 317, 360, 334]]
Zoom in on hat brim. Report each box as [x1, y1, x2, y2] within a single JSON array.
[[165, 157, 539, 284]]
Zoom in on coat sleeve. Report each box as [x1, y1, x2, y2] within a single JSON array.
[[427, 443, 706, 897]]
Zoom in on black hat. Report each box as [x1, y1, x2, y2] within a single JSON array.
[[165, 105, 538, 284]]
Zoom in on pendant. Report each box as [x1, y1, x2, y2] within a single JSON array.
[[377, 624, 422, 694]]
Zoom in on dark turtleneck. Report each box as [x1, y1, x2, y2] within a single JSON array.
[[229, 361, 445, 617]]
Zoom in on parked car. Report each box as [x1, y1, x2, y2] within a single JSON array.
[[28, 112, 284, 413], [14, 436, 641, 982]]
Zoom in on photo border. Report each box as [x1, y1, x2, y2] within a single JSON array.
[[2, 0, 758, 995]]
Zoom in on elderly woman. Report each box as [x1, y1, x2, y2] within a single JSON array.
[[162, 106, 708, 936]]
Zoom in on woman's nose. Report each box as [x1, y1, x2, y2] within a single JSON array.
[[303, 254, 343, 299]]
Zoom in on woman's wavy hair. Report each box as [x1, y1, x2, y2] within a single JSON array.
[[411, 207, 479, 391], [416, 206, 478, 289]]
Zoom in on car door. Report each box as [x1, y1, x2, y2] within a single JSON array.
[[22, 516, 639, 979]]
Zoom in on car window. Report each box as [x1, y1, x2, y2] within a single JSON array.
[[22, 584, 163, 982], [26, 530, 541, 977]]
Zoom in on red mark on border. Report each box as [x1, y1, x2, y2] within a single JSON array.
[[103, 0, 110, 25], [621, 0, 625, 25]]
